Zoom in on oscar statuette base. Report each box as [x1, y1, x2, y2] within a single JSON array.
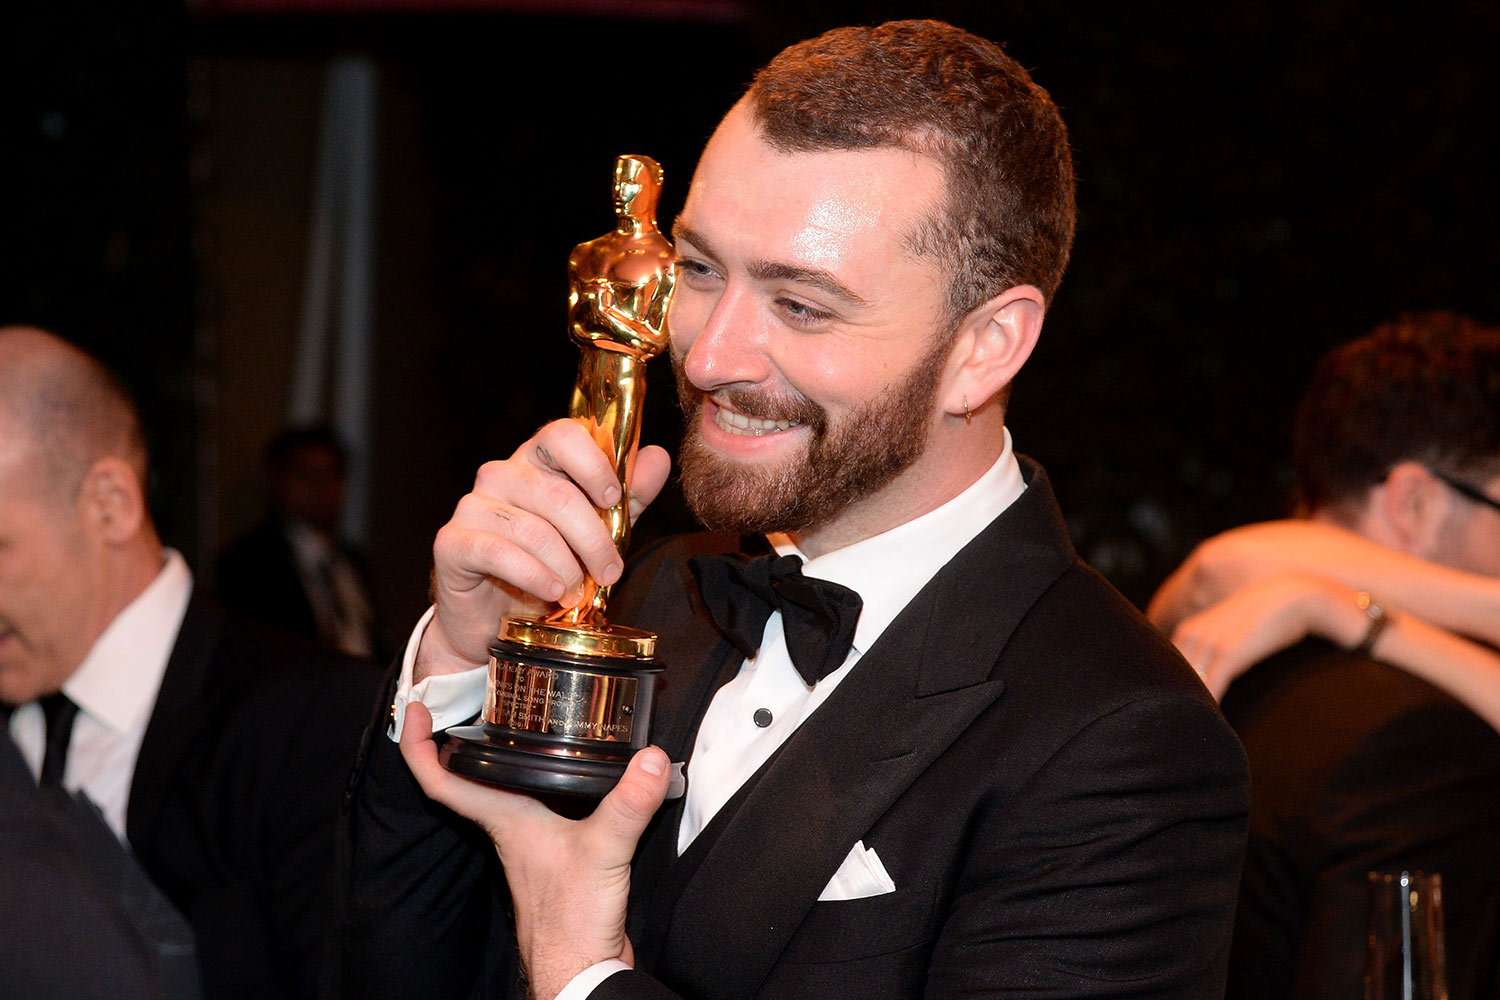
[[438, 616, 684, 799]]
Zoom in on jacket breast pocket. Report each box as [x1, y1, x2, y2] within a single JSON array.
[[779, 882, 937, 965]]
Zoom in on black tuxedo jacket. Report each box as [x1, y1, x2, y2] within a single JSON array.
[[1221, 641, 1500, 1000], [124, 589, 380, 1000], [332, 461, 1250, 999]]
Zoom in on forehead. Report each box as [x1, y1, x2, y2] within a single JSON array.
[[678, 104, 946, 277]]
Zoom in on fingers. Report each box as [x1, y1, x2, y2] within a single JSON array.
[[1196, 647, 1243, 701], [441, 421, 630, 603], [426, 419, 669, 675], [435, 516, 569, 604], [1173, 609, 1261, 701], [1205, 664, 1240, 700], [508, 419, 624, 511], [399, 700, 466, 807], [1146, 555, 1217, 632], [400, 702, 666, 871], [1145, 565, 1191, 630], [478, 419, 643, 588], [1172, 621, 1223, 696], [399, 701, 542, 835], [586, 747, 671, 865], [628, 446, 671, 524], [398, 700, 451, 800]]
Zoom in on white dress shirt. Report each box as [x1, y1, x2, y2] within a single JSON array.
[[677, 437, 1025, 851], [7, 549, 193, 840], [393, 432, 1029, 1000]]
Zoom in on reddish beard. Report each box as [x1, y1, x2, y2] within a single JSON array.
[[672, 337, 949, 535]]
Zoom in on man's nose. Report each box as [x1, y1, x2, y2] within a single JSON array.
[[677, 284, 771, 391]]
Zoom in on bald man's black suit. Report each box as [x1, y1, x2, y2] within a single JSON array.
[[0, 729, 200, 1000], [130, 590, 381, 1000], [332, 461, 1250, 999], [3, 589, 380, 1000]]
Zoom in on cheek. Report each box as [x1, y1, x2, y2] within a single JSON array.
[[0, 554, 29, 609], [0, 563, 45, 625], [1, 545, 73, 619], [1471, 535, 1500, 577], [772, 338, 912, 411], [1450, 517, 1500, 577]]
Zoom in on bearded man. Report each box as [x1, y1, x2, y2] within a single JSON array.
[[331, 20, 1249, 1000]]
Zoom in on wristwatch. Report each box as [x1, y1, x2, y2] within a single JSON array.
[[1352, 591, 1391, 655]]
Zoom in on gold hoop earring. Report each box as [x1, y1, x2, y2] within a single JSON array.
[[962, 395, 972, 426]]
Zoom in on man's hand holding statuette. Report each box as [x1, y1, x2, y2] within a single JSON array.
[[414, 418, 670, 684]]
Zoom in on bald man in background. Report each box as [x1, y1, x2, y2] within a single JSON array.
[[0, 326, 379, 1000]]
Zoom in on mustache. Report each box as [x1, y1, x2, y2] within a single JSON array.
[[710, 386, 823, 425], [670, 351, 826, 430]]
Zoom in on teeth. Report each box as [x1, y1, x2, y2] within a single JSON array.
[[715, 406, 800, 436]]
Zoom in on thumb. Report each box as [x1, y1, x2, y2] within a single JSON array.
[[400, 700, 539, 828], [628, 446, 672, 522], [398, 700, 460, 803], [587, 747, 671, 862]]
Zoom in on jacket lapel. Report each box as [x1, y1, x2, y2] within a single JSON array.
[[126, 589, 223, 854], [655, 459, 1077, 998], [620, 542, 747, 960], [628, 549, 742, 766]]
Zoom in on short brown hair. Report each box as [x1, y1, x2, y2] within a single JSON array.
[[1293, 311, 1500, 514], [748, 20, 1077, 327]]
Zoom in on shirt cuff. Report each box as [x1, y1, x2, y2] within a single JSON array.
[[552, 960, 633, 1000], [388, 606, 488, 741]]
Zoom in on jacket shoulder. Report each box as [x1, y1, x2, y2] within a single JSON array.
[[610, 531, 746, 619], [1021, 558, 1221, 709]]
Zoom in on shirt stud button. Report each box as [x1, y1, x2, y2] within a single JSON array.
[[753, 707, 773, 728]]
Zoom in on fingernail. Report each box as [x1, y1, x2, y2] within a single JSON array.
[[604, 560, 623, 585], [603, 485, 622, 506], [546, 579, 565, 601], [638, 751, 665, 776]]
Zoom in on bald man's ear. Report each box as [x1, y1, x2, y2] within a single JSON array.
[[79, 457, 148, 546], [940, 284, 1046, 421]]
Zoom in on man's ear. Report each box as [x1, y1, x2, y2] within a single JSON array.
[[1375, 461, 1452, 558], [940, 284, 1046, 420], [78, 457, 147, 546]]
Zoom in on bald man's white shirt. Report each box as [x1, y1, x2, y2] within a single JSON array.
[[8, 549, 191, 839]]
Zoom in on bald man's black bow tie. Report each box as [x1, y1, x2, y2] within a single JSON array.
[[689, 553, 863, 687]]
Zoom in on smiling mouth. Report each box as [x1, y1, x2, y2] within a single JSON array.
[[713, 405, 802, 437]]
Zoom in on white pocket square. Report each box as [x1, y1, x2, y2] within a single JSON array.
[[817, 840, 896, 901]]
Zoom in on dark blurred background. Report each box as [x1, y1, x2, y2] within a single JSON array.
[[3, 0, 1497, 626]]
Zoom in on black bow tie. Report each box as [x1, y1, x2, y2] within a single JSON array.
[[689, 552, 863, 687]]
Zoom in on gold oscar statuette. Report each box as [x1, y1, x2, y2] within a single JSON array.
[[440, 154, 683, 798]]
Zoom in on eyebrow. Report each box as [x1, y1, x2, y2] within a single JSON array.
[[672, 221, 872, 310]]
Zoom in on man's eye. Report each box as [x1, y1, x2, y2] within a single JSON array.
[[777, 298, 833, 328], [674, 259, 719, 283]]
